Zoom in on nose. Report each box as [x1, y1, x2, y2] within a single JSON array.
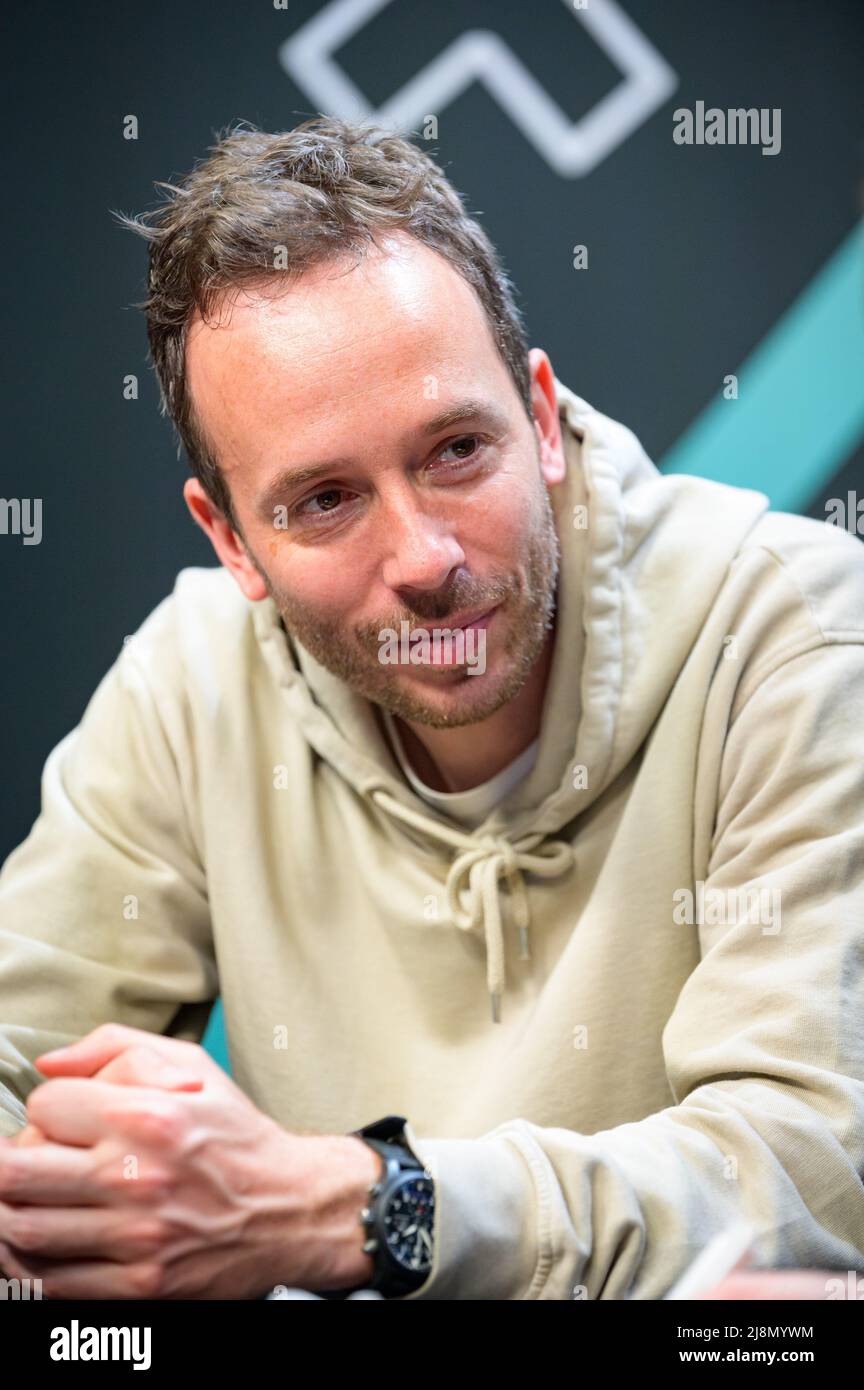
[[379, 492, 466, 594]]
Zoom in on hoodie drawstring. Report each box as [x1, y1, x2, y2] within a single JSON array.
[[371, 788, 576, 1022]]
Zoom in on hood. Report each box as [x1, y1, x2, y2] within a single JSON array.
[[251, 378, 770, 1020]]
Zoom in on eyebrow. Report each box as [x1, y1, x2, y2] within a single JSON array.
[[254, 397, 510, 518]]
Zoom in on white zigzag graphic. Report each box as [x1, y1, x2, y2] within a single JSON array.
[[278, 0, 678, 177]]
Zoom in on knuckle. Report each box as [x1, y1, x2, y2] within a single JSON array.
[[161, 1037, 203, 1069], [0, 1155, 25, 1197], [120, 1096, 186, 1147], [145, 1034, 196, 1061], [89, 1023, 128, 1047], [7, 1215, 40, 1252], [132, 1167, 174, 1203], [136, 1101, 185, 1146], [132, 1219, 168, 1255], [168, 1036, 205, 1066], [132, 1262, 164, 1297], [123, 1047, 164, 1080]]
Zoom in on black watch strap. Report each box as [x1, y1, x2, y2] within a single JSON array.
[[315, 1114, 433, 1299], [354, 1114, 416, 1147]]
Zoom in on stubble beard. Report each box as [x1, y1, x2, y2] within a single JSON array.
[[249, 483, 561, 730]]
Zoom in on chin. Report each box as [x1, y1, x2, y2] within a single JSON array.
[[383, 662, 517, 729]]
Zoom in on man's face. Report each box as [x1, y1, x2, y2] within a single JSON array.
[[184, 232, 563, 728]]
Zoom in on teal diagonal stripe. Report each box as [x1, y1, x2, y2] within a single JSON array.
[[202, 996, 231, 1073], [660, 224, 864, 513]]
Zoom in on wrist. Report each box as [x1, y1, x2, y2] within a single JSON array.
[[300, 1134, 383, 1291], [347, 1116, 437, 1298]]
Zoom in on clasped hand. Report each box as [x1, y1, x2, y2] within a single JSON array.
[[0, 1025, 376, 1299]]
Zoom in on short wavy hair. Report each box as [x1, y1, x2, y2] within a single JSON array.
[[116, 116, 534, 533]]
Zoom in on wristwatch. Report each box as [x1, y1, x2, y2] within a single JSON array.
[[319, 1114, 436, 1299]]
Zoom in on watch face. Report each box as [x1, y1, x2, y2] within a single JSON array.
[[383, 1173, 436, 1273]]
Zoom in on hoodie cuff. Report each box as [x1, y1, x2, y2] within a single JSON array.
[[0, 1099, 26, 1138], [399, 1129, 540, 1300]]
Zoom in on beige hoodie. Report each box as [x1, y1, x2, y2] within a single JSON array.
[[2, 379, 864, 1299]]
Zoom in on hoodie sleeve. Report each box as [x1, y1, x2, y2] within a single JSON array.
[[0, 638, 218, 1138], [404, 640, 864, 1299]]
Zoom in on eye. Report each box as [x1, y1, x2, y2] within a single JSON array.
[[296, 487, 348, 518], [436, 435, 485, 466]]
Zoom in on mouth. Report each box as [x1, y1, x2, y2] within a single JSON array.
[[442, 603, 500, 633], [407, 603, 500, 673]]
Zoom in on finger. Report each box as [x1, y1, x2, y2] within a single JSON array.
[[0, 1137, 99, 1204], [696, 1270, 838, 1300], [94, 1046, 204, 1093], [35, 1023, 193, 1077], [0, 1198, 164, 1262], [11, 1122, 49, 1146], [0, 1239, 158, 1300], [27, 1077, 194, 1148]]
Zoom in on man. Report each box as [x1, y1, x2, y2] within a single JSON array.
[[1, 116, 863, 1301]]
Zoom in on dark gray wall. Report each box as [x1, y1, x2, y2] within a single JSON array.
[[3, 0, 863, 860]]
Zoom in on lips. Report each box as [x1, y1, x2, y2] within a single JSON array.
[[444, 604, 499, 631]]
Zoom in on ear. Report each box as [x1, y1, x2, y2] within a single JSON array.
[[528, 348, 567, 486], [183, 478, 270, 602]]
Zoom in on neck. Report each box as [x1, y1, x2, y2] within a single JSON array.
[[392, 631, 555, 793]]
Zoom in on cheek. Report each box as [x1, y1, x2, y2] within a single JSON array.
[[265, 532, 288, 561], [266, 547, 364, 621], [467, 471, 538, 552]]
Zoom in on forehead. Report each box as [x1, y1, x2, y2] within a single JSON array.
[[184, 233, 512, 462]]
